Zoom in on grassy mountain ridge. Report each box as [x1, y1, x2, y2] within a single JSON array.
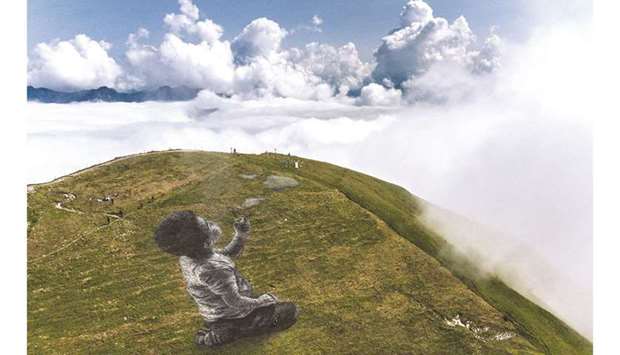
[[267, 154, 592, 354], [27, 150, 591, 354]]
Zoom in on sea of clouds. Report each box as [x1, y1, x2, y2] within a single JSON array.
[[27, 0, 592, 339]]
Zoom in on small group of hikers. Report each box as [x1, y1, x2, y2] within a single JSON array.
[[154, 211, 299, 348], [283, 157, 302, 169], [230, 147, 302, 170]]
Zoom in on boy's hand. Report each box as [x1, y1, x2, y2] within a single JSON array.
[[257, 293, 278, 305], [233, 216, 251, 234]]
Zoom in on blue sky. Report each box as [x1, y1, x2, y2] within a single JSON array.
[[28, 0, 527, 60]]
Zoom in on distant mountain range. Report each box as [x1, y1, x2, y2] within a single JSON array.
[[27, 86, 201, 103]]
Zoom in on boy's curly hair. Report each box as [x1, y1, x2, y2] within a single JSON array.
[[154, 210, 207, 257]]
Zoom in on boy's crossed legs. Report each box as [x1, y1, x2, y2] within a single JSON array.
[[195, 302, 299, 347]]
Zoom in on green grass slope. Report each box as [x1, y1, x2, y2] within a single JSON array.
[[27, 150, 591, 354]]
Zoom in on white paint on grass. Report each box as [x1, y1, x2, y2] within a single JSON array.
[[239, 174, 257, 180], [445, 314, 515, 342]]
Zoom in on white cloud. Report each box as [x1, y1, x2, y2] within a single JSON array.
[[179, 0, 199, 20], [290, 15, 324, 35], [121, 0, 234, 91], [399, 0, 433, 26], [28, 34, 122, 91], [164, 0, 199, 31], [287, 42, 371, 94], [372, 0, 500, 91], [34, 0, 508, 103], [164, 0, 223, 43], [401, 61, 492, 104], [119, 0, 362, 98], [233, 56, 333, 100], [164, 11, 195, 34], [470, 30, 502, 74], [124, 32, 235, 92], [158, 34, 234, 91], [193, 19, 225, 44], [123, 4, 362, 99], [126, 27, 150, 48], [27, 0, 501, 102], [358, 83, 402, 106], [230, 19, 367, 99], [232, 18, 288, 63], [312, 15, 323, 27]]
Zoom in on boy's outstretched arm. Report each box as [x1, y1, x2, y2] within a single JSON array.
[[217, 216, 250, 258]]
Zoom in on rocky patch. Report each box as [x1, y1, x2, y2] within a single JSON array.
[[264, 175, 299, 191], [241, 197, 265, 209]]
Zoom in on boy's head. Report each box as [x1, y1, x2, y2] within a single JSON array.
[[154, 210, 222, 257]]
